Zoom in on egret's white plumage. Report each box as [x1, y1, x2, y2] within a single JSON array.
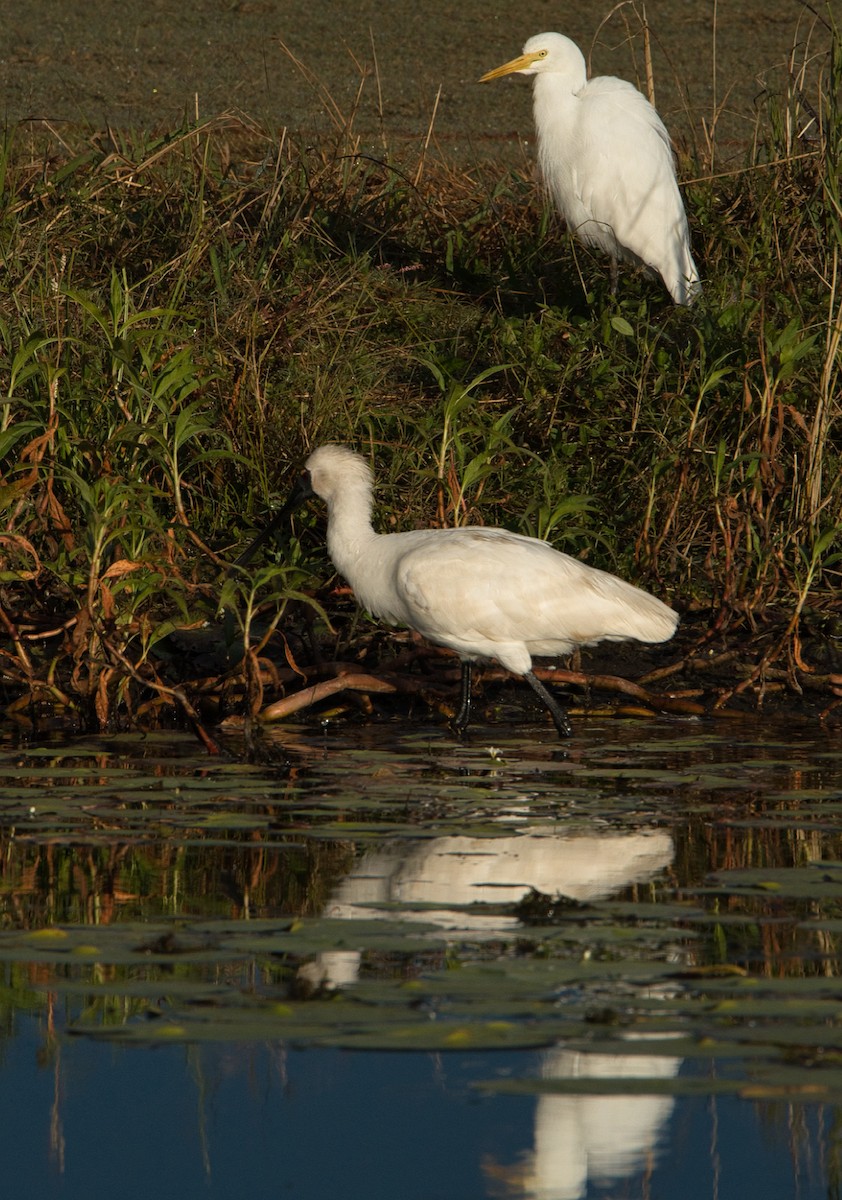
[[299, 444, 678, 736], [480, 32, 701, 306]]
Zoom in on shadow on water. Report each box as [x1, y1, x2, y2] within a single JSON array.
[[1, 715, 841, 1198]]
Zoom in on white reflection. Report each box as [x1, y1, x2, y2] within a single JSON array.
[[510, 1044, 680, 1200], [326, 828, 674, 931], [311, 826, 679, 1199]]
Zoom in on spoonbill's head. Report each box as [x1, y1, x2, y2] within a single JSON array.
[[304, 444, 374, 505]]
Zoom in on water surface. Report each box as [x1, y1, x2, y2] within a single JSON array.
[[1, 714, 840, 1198]]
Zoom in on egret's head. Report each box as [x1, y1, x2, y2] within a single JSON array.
[[479, 32, 584, 82]]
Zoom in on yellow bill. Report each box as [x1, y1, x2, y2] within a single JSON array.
[[479, 50, 543, 83]]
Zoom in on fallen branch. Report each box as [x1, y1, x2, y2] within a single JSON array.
[[257, 657, 709, 725], [518, 666, 708, 717], [259, 672, 396, 722]]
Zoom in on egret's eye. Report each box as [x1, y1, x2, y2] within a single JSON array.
[[537, 49, 548, 58]]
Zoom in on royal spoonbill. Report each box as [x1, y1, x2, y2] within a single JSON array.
[[480, 32, 701, 306], [279, 444, 678, 737]]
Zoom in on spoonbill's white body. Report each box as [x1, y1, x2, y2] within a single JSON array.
[[480, 32, 701, 306], [296, 445, 678, 737]]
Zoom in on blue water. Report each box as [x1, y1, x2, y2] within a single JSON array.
[[2, 718, 841, 1198], [1, 1015, 832, 1200]]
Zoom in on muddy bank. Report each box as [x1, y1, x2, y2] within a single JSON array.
[[4, 0, 832, 161]]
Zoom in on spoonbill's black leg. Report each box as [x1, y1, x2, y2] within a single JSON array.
[[452, 661, 473, 734], [524, 671, 573, 738]]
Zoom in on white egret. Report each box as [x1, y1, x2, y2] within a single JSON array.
[[480, 32, 701, 305], [284, 445, 678, 737]]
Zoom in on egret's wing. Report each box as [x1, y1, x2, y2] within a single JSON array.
[[573, 79, 692, 278], [578, 83, 677, 211], [580, 78, 673, 149]]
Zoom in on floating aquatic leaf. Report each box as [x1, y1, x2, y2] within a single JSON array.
[[695, 866, 842, 899], [0, 718, 840, 1079]]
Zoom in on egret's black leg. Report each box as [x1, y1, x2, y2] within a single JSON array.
[[524, 671, 573, 738], [452, 661, 473, 734], [609, 256, 619, 297]]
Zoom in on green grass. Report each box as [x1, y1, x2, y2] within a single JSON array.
[[0, 18, 839, 735]]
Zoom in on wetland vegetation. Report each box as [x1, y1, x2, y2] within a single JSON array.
[[1, 10, 842, 1195], [0, 9, 840, 743]]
